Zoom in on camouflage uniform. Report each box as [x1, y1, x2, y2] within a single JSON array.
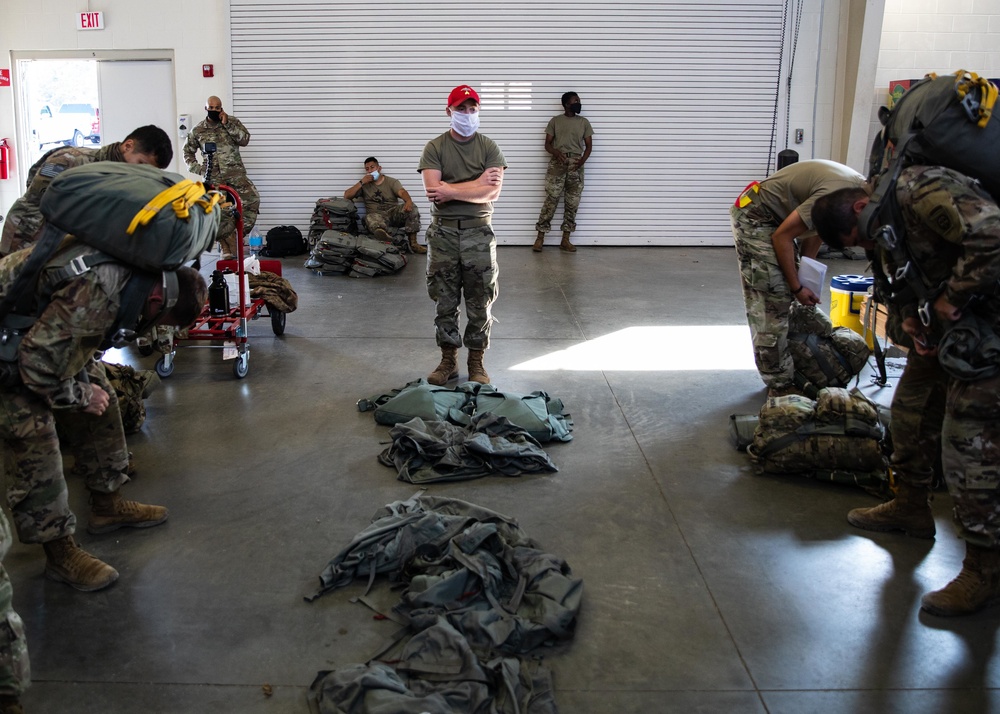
[[878, 165, 1000, 546], [358, 175, 421, 240], [183, 115, 259, 257], [535, 114, 594, 234], [418, 132, 507, 350], [0, 246, 133, 544], [0, 143, 125, 257], [0, 511, 29, 699], [729, 160, 866, 388]]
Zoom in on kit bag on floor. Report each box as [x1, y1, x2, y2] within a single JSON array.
[[358, 379, 474, 425], [261, 225, 307, 257], [39, 162, 221, 271], [747, 387, 889, 492], [788, 304, 870, 395]]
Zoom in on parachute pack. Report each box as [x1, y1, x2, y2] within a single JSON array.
[[862, 71, 1000, 318], [0, 163, 222, 385]]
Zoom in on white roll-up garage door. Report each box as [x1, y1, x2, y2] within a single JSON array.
[[230, 0, 784, 246]]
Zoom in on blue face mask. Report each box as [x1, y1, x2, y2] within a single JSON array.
[[369, 170, 380, 181]]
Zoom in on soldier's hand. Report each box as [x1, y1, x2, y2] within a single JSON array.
[[794, 286, 820, 307], [84, 385, 111, 416], [360, 174, 372, 184], [219, 109, 228, 124], [403, 201, 414, 212], [902, 317, 938, 356]]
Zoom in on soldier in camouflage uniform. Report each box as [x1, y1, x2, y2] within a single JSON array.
[[418, 85, 507, 386], [813, 165, 1000, 617], [0, 126, 173, 257], [182, 96, 260, 259], [0, 510, 29, 714], [343, 157, 425, 254], [729, 160, 866, 396], [533, 92, 594, 253], [0, 243, 207, 593]]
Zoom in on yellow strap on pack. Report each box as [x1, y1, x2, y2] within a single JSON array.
[[952, 70, 998, 128], [126, 180, 222, 235]]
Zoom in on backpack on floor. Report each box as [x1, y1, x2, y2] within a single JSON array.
[[747, 387, 889, 494], [787, 304, 871, 397], [261, 225, 307, 257]]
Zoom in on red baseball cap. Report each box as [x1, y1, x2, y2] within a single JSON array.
[[448, 85, 480, 108]]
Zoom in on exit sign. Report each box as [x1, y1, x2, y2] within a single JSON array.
[[77, 12, 104, 30]]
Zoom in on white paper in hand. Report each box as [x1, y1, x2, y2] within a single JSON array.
[[798, 256, 827, 300]]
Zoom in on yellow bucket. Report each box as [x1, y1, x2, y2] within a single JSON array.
[[829, 275, 874, 348]]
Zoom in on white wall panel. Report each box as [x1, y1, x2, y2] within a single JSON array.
[[230, 0, 784, 246]]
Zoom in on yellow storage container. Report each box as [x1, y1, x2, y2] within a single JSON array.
[[829, 275, 874, 349]]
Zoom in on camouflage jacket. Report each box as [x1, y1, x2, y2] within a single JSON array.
[[0, 243, 131, 409], [182, 116, 251, 182], [877, 165, 1000, 343], [0, 143, 125, 256]]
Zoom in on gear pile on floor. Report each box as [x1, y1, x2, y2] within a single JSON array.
[[359, 380, 573, 483], [307, 494, 583, 714], [304, 230, 407, 277]]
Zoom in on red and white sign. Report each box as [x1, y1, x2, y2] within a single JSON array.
[[77, 12, 105, 30], [0, 70, 10, 88]]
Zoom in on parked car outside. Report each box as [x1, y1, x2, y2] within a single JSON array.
[[34, 103, 100, 149]]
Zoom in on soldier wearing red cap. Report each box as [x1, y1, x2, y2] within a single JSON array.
[[418, 85, 508, 385]]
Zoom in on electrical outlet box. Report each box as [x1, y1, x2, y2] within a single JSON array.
[[794, 128, 804, 144]]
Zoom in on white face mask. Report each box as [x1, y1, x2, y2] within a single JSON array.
[[450, 111, 480, 137], [369, 170, 380, 181]]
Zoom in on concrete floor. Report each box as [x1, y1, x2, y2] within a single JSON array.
[[6, 246, 999, 713]]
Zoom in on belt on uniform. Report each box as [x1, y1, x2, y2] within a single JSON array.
[[432, 217, 491, 229], [735, 181, 761, 208]]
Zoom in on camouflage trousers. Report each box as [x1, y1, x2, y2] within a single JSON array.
[[217, 174, 261, 257], [0, 512, 29, 698], [889, 351, 947, 490], [535, 157, 585, 233], [730, 205, 795, 388], [0, 360, 130, 544], [942, 369, 1000, 547], [425, 222, 499, 350], [364, 204, 421, 239]]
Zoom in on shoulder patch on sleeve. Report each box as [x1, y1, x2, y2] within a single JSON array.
[[38, 163, 67, 179]]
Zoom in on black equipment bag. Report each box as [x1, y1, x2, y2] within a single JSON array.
[[262, 225, 307, 257]]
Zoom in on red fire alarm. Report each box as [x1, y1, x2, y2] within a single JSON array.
[[202, 64, 214, 78]]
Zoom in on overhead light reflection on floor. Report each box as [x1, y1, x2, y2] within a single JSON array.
[[510, 325, 758, 372]]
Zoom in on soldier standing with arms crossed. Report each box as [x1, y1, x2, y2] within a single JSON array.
[[419, 85, 507, 386]]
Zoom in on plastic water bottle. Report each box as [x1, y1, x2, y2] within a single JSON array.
[[248, 227, 263, 257]]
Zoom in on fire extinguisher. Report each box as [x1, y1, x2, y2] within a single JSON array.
[[0, 139, 10, 180]]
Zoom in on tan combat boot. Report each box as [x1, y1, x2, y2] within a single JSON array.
[[408, 233, 427, 254], [559, 231, 576, 252], [468, 349, 490, 384], [88, 490, 169, 534], [847, 481, 935, 539], [428, 346, 459, 386], [533, 231, 545, 252], [43, 535, 119, 592], [921, 543, 1000, 616]]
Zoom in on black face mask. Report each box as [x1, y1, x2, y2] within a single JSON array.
[[569, 102, 582, 115], [207, 110, 222, 122]]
